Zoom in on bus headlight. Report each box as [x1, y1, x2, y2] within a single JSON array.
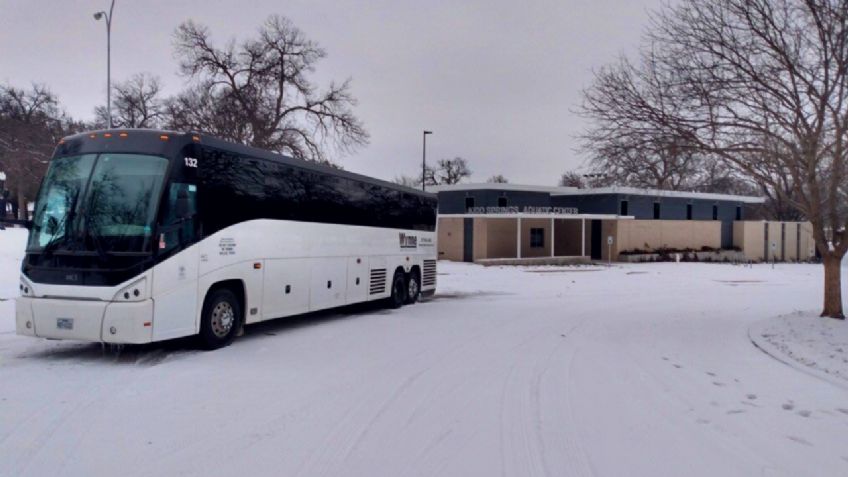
[[112, 277, 148, 302]]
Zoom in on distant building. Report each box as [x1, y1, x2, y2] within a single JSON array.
[[432, 183, 814, 263]]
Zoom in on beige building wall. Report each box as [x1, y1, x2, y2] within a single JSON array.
[[519, 218, 552, 258], [485, 219, 519, 259], [437, 217, 464, 262], [553, 219, 585, 256], [799, 222, 816, 259], [766, 221, 781, 261], [612, 220, 721, 259], [783, 222, 798, 261], [733, 221, 815, 262], [472, 218, 488, 261]]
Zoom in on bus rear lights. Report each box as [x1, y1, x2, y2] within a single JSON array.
[[119, 132, 129, 138], [159, 135, 169, 141], [192, 135, 201, 142], [109, 326, 117, 335]]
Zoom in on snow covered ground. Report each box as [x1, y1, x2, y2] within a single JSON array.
[[1, 228, 847, 476], [750, 312, 848, 387]]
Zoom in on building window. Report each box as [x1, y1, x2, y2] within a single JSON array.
[[498, 196, 508, 207], [653, 202, 661, 219], [465, 197, 475, 211], [712, 205, 718, 220], [530, 228, 545, 248], [620, 200, 629, 216], [736, 206, 742, 221], [686, 204, 693, 220]]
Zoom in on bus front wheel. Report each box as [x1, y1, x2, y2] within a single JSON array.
[[198, 288, 241, 350], [389, 271, 406, 309]]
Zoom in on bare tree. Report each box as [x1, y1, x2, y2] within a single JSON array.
[[427, 157, 471, 185], [558, 171, 585, 188], [581, 0, 848, 318], [0, 84, 76, 219], [168, 15, 368, 163], [393, 174, 421, 188], [487, 174, 508, 183], [95, 73, 164, 128]]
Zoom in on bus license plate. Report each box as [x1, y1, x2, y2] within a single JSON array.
[[56, 318, 74, 330]]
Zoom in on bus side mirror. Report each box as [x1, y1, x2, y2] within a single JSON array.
[[175, 189, 193, 219]]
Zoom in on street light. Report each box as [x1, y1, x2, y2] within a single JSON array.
[[93, 0, 115, 128], [422, 130, 432, 191]]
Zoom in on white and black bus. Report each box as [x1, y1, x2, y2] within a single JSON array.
[[16, 129, 437, 349]]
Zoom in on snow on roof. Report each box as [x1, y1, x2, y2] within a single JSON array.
[[430, 183, 765, 204], [428, 183, 579, 194]]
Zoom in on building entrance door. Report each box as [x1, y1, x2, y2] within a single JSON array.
[[590, 220, 603, 260]]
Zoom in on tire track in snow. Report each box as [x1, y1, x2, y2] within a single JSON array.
[[499, 319, 595, 477]]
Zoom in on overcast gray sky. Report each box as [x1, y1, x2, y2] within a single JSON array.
[[1, 0, 660, 185]]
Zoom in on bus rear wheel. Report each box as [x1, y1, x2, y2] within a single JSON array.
[[389, 271, 406, 309], [198, 288, 241, 350], [406, 270, 420, 304]]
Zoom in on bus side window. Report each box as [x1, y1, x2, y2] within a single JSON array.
[[160, 183, 198, 252]]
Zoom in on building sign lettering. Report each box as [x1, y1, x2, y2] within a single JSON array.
[[466, 206, 579, 215]]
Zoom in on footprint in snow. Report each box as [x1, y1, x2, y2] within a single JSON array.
[[797, 410, 812, 418], [726, 409, 746, 415], [836, 408, 848, 415], [705, 371, 716, 377], [787, 435, 813, 446], [746, 394, 757, 400], [712, 381, 725, 387], [782, 402, 795, 411], [673, 364, 683, 369]]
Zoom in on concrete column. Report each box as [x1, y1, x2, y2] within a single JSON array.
[[581, 218, 586, 257], [550, 218, 555, 257], [517, 217, 522, 259]]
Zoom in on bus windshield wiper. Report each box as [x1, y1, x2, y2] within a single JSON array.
[[40, 190, 81, 258]]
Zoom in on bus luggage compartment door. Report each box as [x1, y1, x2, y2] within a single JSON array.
[[310, 258, 347, 312]]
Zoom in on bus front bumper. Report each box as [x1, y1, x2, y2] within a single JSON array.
[[16, 297, 155, 344]]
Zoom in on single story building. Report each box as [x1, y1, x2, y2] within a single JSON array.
[[432, 183, 814, 263]]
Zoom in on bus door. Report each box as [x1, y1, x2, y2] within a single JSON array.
[[151, 180, 201, 340]]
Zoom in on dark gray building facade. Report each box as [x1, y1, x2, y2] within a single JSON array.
[[434, 185, 761, 248]]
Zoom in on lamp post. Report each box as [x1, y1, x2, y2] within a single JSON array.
[[93, 0, 115, 128], [422, 130, 432, 191]]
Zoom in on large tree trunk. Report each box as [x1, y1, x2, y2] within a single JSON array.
[[821, 254, 845, 319]]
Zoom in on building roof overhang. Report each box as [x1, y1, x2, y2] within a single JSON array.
[[430, 183, 766, 204]]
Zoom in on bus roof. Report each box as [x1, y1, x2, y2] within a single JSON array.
[[58, 128, 436, 201]]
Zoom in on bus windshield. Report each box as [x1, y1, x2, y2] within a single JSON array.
[[28, 153, 170, 254]]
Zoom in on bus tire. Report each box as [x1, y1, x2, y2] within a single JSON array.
[[406, 269, 421, 304], [198, 288, 241, 350], [389, 270, 406, 309]]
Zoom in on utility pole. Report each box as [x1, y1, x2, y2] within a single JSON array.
[[94, 0, 115, 128], [422, 130, 432, 191]]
